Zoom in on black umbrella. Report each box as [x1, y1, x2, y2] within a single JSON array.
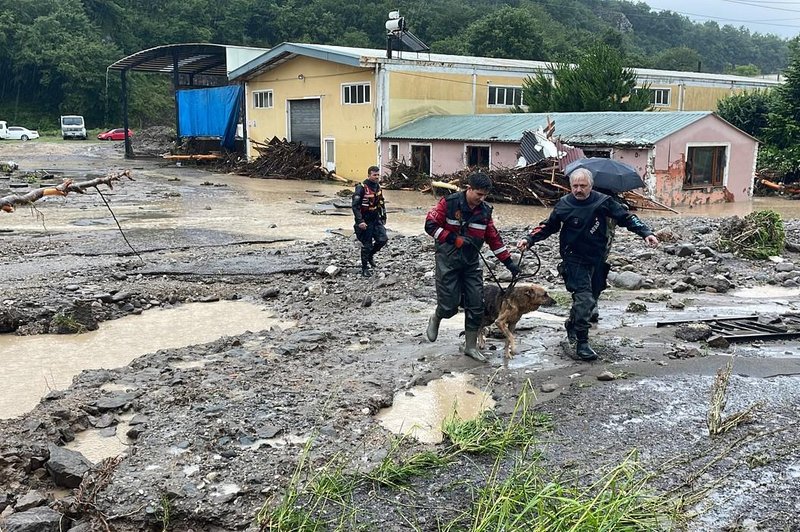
[[564, 157, 645, 193]]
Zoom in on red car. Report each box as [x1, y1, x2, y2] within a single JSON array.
[[97, 128, 133, 141]]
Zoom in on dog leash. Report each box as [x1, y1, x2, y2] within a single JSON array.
[[479, 245, 542, 296]]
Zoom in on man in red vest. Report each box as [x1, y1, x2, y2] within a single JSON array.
[[424, 172, 520, 362], [352, 166, 388, 277]]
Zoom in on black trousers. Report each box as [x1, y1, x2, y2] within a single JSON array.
[[355, 220, 387, 267], [562, 260, 608, 340]]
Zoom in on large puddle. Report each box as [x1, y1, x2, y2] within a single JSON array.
[[0, 300, 291, 419], [375, 373, 495, 443]]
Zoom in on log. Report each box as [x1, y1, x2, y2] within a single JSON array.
[[1, 170, 134, 213]]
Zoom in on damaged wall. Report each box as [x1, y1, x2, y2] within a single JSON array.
[[650, 115, 757, 207]]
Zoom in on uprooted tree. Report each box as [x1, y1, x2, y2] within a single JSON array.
[[0, 170, 133, 214]]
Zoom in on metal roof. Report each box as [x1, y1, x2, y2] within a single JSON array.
[[379, 111, 719, 146], [229, 42, 555, 80], [108, 43, 269, 77], [228, 43, 782, 90]]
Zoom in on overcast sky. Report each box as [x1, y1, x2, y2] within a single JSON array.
[[645, 0, 800, 39]]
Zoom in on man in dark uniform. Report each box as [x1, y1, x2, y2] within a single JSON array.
[[517, 168, 659, 361], [352, 165, 388, 277], [424, 172, 520, 362]]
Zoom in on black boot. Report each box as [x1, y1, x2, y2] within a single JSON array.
[[564, 319, 577, 343], [426, 314, 441, 342], [589, 305, 600, 323], [368, 253, 377, 268], [361, 266, 372, 277], [575, 341, 598, 361]]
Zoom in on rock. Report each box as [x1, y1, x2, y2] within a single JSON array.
[[94, 391, 141, 411], [672, 281, 692, 293], [323, 265, 341, 277], [666, 299, 685, 309], [597, 371, 616, 381], [609, 271, 644, 290], [675, 243, 696, 257], [0, 308, 21, 333], [261, 288, 280, 299], [540, 382, 558, 393], [361, 295, 373, 308], [375, 274, 399, 287], [0, 506, 66, 532], [776, 262, 795, 272], [707, 335, 730, 348], [626, 301, 647, 313], [674, 323, 713, 342], [14, 491, 47, 512], [46, 444, 92, 488]]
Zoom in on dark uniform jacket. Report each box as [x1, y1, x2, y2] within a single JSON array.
[[525, 190, 653, 264], [352, 180, 386, 225]]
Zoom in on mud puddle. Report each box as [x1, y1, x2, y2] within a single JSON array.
[[0, 300, 292, 419], [376, 373, 495, 443]]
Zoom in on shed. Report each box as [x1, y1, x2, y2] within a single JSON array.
[[107, 43, 268, 157], [379, 111, 759, 206]]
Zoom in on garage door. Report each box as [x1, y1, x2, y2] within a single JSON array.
[[288, 99, 321, 160]]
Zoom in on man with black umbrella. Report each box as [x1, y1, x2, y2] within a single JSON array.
[[516, 168, 659, 361]]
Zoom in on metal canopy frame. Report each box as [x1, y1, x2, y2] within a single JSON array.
[[108, 44, 240, 157]]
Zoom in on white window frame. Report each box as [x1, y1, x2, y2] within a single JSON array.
[[488, 85, 523, 107], [464, 143, 491, 168], [324, 138, 335, 171], [650, 87, 672, 107], [641, 87, 671, 107], [342, 82, 371, 105], [253, 90, 273, 109]]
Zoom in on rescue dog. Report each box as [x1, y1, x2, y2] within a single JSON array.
[[480, 283, 556, 359]]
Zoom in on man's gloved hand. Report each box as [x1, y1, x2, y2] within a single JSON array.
[[504, 260, 521, 278], [446, 233, 465, 248]]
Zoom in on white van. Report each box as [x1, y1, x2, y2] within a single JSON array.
[[0, 121, 9, 139], [60, 115, 87, 140]]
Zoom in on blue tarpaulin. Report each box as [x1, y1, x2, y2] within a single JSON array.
[[176, 85, 242, 149]]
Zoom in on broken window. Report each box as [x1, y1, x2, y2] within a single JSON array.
[[488, 86, 523, 107], [466, 145, 490, 168], [389, 143, 399, 162], [685, 146, 727, 188], [411, 144, 431, 175]]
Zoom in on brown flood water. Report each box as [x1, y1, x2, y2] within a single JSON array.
[[0, 301, 292, 419], [375, 373, 496, 444]]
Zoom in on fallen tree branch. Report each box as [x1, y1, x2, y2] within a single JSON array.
[[0, 170, 134, 213]]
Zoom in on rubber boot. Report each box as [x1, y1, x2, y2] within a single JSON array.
[[464, 330, 488, 363], [564, 319, 577, 343], [575, 341, 598, 361], [425, 314, 441, 342]]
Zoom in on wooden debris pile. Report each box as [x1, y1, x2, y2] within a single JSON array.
[[229, 137, 345, 181], [383, 159, 570, 206]]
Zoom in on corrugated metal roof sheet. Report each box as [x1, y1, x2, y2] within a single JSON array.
[[230, 43, 782, 88], [379, 111, 714, 146]]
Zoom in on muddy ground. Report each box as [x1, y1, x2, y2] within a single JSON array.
[[1, 141, 800, 531]]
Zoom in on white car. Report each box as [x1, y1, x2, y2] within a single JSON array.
[[6, 126, 39, 141]]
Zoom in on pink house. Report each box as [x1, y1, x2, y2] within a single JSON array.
[[379, 111, 758, 206]]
